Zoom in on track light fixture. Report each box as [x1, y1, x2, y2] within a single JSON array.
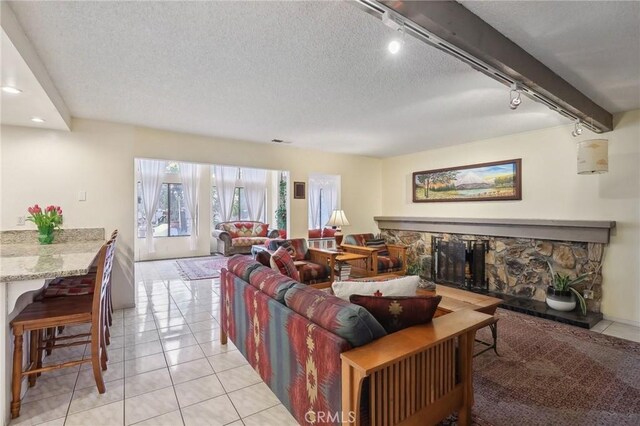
[[571, 119, 583, 137], [382, 10, 405, 55], [509, 83, 522, 110]]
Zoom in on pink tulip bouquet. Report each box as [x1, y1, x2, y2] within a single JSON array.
[[27, 204, 63, 244]]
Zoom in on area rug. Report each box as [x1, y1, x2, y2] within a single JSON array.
[[469, 309, 640, 426], [175, 256, 230, 280]]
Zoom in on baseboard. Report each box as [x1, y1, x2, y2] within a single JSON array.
[[602, 314, 640, 328]]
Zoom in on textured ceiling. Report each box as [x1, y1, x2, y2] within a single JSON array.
[[6, 1, 577, 157], [461, 0, 640, 114]]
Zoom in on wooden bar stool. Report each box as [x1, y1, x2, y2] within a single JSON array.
[[9, 238, 115, 419]]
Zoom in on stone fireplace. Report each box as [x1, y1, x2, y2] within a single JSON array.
[[376, 217, 615, 314]]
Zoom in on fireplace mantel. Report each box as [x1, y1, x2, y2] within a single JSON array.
[[374, 216, 616, 244]]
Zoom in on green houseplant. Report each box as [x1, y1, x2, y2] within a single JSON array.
[[26, 204, 63, 244], [544, 260, 589, 315]]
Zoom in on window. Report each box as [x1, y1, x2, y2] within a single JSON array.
[[137, 183, 191, 238], [308, 174, 340, 230], [211, 186, 251, 223]]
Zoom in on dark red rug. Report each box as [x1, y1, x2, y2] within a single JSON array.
[[470, 309, 640, 425]]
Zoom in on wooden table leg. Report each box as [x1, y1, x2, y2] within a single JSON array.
[[11, 329, 24, 419]]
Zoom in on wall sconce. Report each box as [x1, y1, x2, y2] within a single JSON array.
[[577, 139, 608, 174]]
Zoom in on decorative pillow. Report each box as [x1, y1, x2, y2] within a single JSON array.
[[308, 229, 322, 239], [221, 222, 239, 238], [253, 223, 268, 237], [349, 295, 442, 333], [269, 246, 300, 281], [233, 222, 254, 237], [284, 283, 387, 347], [365, 238, 389, 256], [332, 275, 420, 301]]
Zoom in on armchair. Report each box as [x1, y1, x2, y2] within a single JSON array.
[[341, 233, 408, 277], [260, 238, 339, 288]]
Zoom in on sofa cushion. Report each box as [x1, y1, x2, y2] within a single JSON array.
[[349, 295, 442, 333], [308, 229, 322, 238], [248, 265, 298, 303], [377, 255, 402, 272], [270, 246, 301, 282], [284, 283, 386, 347], [365, 238, 389, 256], [343, 233, 374, 247], [298, 262, 331, 284], [322, 228, 337, 238], [227, 255, 262, 282], [231, 236, 269, 247], [332, 275, 420, 301]]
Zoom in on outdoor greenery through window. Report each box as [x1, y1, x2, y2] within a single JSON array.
[[211, 186, 251, 223], [137, 182, 192, 238]]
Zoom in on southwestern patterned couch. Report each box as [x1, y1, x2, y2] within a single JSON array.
[[342, 233, 408, 277], [211, 221, 279, 256], [220, 255, 493, 426]]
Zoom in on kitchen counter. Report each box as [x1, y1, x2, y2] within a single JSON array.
[[0, 239, 104, 282]]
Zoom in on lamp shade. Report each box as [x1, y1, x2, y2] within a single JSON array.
[[326, 210, 350, 227], [577, 139, 608, 174]]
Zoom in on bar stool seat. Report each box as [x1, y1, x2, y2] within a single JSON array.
[[40, 275, 96, 298], [12, 296, 92, 328]]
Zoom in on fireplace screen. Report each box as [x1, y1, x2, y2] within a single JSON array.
[[432, 237, 487, 289]]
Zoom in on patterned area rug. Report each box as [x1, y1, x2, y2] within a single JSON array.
[[175, 256, 230, 280], [470, 309, 640, 425]]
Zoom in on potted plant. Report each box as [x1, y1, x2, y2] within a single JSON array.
[[26, 204, 63, 244], [544, 260, 589, 315]]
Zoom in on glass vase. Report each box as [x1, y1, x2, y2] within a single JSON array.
[[37, 227, 55, 245]]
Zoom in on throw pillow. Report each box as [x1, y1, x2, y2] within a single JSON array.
[[349, 295, 442, 333], [331, 275, 420, 301], [365, 238, 389, 256], [253, 223, 269, 237], [270, 246, 300, 282]]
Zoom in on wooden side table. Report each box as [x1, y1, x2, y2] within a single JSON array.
[[335, 253, 368, 279]]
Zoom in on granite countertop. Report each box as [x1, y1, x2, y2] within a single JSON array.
[[1, 234, 105, 282]]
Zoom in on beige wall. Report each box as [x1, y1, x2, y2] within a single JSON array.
[[381, 109, 640, 325], [1, 118, 382, 308]]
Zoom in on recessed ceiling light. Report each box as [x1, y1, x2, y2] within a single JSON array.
[[1, 86, 22, 94], [30, 117, 46, 123]]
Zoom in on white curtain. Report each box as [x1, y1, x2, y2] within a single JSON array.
[[214, 165, 238, 222], [138, 159, 165, 253], [180, 163, 201, 250], [308, 180, 322, 229], [242, 168, 267, 221], [309, 175, 340, 229]]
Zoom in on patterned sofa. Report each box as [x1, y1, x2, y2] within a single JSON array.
[[211, 221, 279, 256], [342, 233, 408, 276], [220, 255, 493, 426]]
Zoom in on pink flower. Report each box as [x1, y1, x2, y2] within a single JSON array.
[[32, 205, 42, 214], [56, 207, 63, 215], [46, 205, 55, 213]]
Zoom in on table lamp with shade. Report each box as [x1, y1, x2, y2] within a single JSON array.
[[326, 209, 350, 246]]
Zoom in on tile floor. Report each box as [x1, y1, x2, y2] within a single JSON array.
[[11, 259, 640, 426], [11, 259, 298, 426]]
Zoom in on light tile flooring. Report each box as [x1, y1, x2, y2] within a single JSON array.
[[11, 259, 298, 426], [11, 259, 640, 426]]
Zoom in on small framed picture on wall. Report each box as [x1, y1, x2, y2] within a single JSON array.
[[293, 181, 306, 199]]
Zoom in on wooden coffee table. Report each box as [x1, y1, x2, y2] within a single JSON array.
[[420, 285, 501, 356]]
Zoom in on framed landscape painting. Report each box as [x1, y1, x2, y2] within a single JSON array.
[[413, 159, 522, 202]]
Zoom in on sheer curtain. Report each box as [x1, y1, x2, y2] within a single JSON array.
[[308, 175, 340, 229], [180, 163, 201, 250], [213, 165, 238, 222], [242, 168, 267, 221], [138, 159, 165, 253]]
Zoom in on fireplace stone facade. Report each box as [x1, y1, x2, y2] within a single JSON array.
[[380, 229, 605, 313]]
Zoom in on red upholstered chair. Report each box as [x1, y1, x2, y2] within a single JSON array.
[[341, 233, 408, 277], [263, 238, 338, 288]]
